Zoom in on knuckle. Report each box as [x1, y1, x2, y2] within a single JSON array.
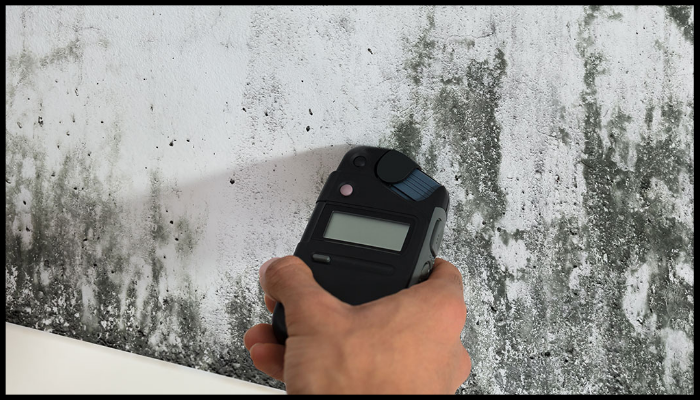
[[302, 290, 345, 317], [440, 272, 465, 300], [264, 260, 287, 282], [449, 269, 465, 290], [289, 292, 349, 333]]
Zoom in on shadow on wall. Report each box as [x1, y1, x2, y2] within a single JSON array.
[[117, 143, 358, 277], [5, 140, 358, 388]]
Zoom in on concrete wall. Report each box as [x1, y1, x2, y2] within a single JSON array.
[[5, 6, 694, 394]]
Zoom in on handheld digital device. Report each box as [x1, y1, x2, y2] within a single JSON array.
[[271, 146, 449, 343]]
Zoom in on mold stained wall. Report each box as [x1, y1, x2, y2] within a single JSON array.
[[5, 6, 694, 394]]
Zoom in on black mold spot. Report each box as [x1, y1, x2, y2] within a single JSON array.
[[224, 274, 285, 390], [664, 6, 694, 44], [644, 105, 654, 130], [583, 5, 601, 27], [607, 10, 623, 20], [575, 8, 693, 393], [174, 219, 198, 256], [404, 10, 437, 85], [38, 116, 43, 127], [306, 126, 310, 132], [388, 113, 422, 161], [387, 16, 510, 393], [435, 48, 508, 224], [6, 130, 223, 384]]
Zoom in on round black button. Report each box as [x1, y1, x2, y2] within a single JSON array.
[[353, 156, 366, 167]]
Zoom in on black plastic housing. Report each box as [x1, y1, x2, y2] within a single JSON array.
[[271, 146, 449, 343]]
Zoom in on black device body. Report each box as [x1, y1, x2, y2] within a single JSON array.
[[271, 146, 449, 343]]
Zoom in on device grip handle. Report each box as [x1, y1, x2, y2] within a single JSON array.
[[271, 302, 288, 344]]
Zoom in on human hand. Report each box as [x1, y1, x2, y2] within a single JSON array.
[[243, 255, 471, 394]]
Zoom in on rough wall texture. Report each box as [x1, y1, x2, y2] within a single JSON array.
[[5, 6, 694, 394]]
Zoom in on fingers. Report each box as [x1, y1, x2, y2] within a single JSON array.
[[259, 255, 333, 312], [243, 323, 278, 350], [264, 294, 277, 313], [244, 324, 285, 381], [249, 343, 285, 381], [259, 257, 280, 288], [427, 258, 465, 294], [259, 259, 279, 312], [410, 258, 467, 329], [452, 344, 472, 390], [416, 258, 465, 305]]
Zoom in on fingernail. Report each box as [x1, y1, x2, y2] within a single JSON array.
[[259, 257, 280, 285]]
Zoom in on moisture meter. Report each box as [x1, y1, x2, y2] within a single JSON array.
[[272, 146, 449, 343]]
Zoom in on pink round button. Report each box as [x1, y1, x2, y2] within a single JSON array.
[[340, 184, 353, 196]]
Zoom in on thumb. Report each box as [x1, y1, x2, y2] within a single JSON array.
[[259, 255, 332, 312]]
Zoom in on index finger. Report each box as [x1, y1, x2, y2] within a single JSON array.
[[427, 258, 465, 294], [421, 258, 468, 327]]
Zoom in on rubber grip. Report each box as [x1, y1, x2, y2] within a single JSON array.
[[271, 303, 288, 344]]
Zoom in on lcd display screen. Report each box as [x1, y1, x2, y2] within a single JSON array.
[[323, 211, 410, 251]]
